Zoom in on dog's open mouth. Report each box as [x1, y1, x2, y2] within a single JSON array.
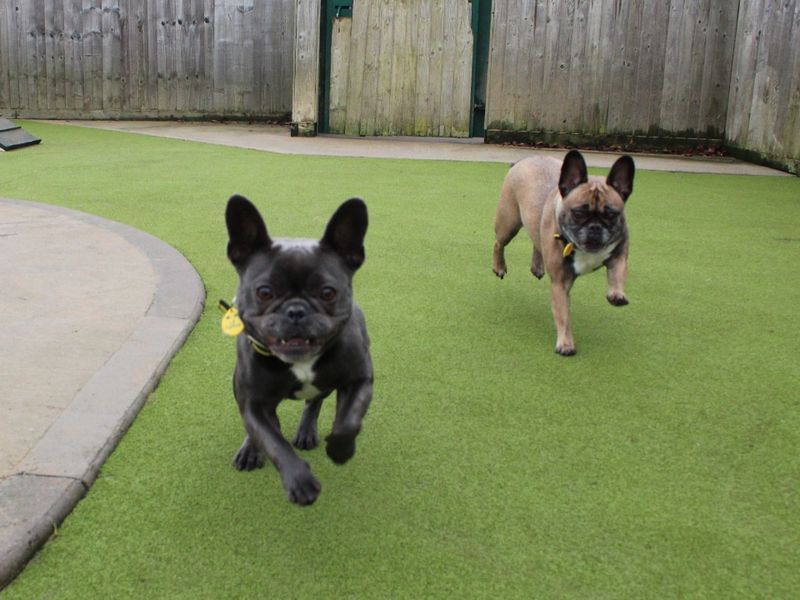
[[265, 336, 322, 358]]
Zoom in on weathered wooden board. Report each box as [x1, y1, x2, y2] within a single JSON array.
[[292, 0, 320, 131]]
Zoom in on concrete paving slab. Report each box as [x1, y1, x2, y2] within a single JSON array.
[[0, 199, 204, 588], [51, 119, 790, 176]]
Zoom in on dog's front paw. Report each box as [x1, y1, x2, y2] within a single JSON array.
[[292, 426, 319, 451], [555, 342, 577, 356], [607, 292, 629, 306], [325, 433, 357, 465], [282, 468, 321, 506], [492, 266, 506, 279], [233, 437, 264, 471]]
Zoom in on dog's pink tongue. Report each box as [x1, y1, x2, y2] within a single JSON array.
[[285, 338, 307, 346]]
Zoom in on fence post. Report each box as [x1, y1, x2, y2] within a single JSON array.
[[292, 0, 321, 136]]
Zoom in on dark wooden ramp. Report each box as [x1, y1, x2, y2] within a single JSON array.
[[0, 118, 41, 151]]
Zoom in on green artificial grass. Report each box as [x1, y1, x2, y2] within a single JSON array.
[[2, 121, 799, 598]]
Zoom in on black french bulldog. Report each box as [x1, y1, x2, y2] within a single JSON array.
[[225, 194, 373, 506]]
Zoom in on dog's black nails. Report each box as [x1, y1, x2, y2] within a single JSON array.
[[607, 294, 629, 307]]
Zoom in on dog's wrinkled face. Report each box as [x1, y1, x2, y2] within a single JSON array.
[[226, 195, 367, 362], [557, 151, 635, 253], [236, 242, 354, 361]]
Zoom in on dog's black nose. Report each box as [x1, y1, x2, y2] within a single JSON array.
[[587, 223, 604, 240], [285, 303, 306, 322]]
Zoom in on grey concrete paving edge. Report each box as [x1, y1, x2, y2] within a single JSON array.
[[0, 199, 205, 589]]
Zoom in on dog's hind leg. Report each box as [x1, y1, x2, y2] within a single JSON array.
[[292, 394, 329, 450], [493, 207, 521, 279], [531, 247, 545, 279]]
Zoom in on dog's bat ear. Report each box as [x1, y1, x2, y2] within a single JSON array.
[[225, 194, 272, 269], [321, 198, 368, 271], [559, 150, 589, 198], [606, 155, 635, 202]]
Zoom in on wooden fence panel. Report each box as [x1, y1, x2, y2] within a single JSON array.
[[0, 0, 294, 118], [727, 0, 800, 171], [326, 0, 473, 137], [486, 0, 737, 142]]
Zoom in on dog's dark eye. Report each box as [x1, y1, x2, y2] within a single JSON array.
[[319, 286, 337, 302], [604, 208, 619, 220], [256, 285, 274, 302], [571, 207, 588, 220]]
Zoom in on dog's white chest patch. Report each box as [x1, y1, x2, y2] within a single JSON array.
[[289, 359, 321, 400], [573, 245, 615, 275]]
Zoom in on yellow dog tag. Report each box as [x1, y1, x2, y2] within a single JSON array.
[[219, 300, 244, 337], [554, 233, 575, 257]]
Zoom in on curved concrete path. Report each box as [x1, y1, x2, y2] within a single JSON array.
[[0, 199, 204, 587], [54, 120, 790, 176]]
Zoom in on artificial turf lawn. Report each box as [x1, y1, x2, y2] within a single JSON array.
[[1, 121, 799, 598]]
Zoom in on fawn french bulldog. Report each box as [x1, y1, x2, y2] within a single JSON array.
[[492, 150, 635, 355]]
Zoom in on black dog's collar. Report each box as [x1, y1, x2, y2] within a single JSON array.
[[246, 334, 273, 357], [218, 299, 274, 357]]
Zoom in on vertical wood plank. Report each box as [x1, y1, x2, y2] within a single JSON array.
[[580, 0, 603, 131], [640, 0, 670, 135], [566, 0, 589, 132], [450, 0, 472, 137], [34, 0, 48, 110], [500, 0, 521, 131], [412, 0, 432, 136], [515, 0, 535, 132], [399, 0, 418, 136], [359, 0, 382, 135], [328, 16, 351, 133], [387, 0, 407, 134], [252, 0, 268, 111], [0, 0, 14, 108], [174, 0, 186, 111], [64, 0, 82, 111], [425, 0, 444, 136], [102, 0, 122, 112], [343, 1, 368, 135], [201, 0, 214, 112], [484, 0, 507, 130], [373, 0, 393, 134], [291, 0, 320, 127], [144, 0, 157, 110]]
